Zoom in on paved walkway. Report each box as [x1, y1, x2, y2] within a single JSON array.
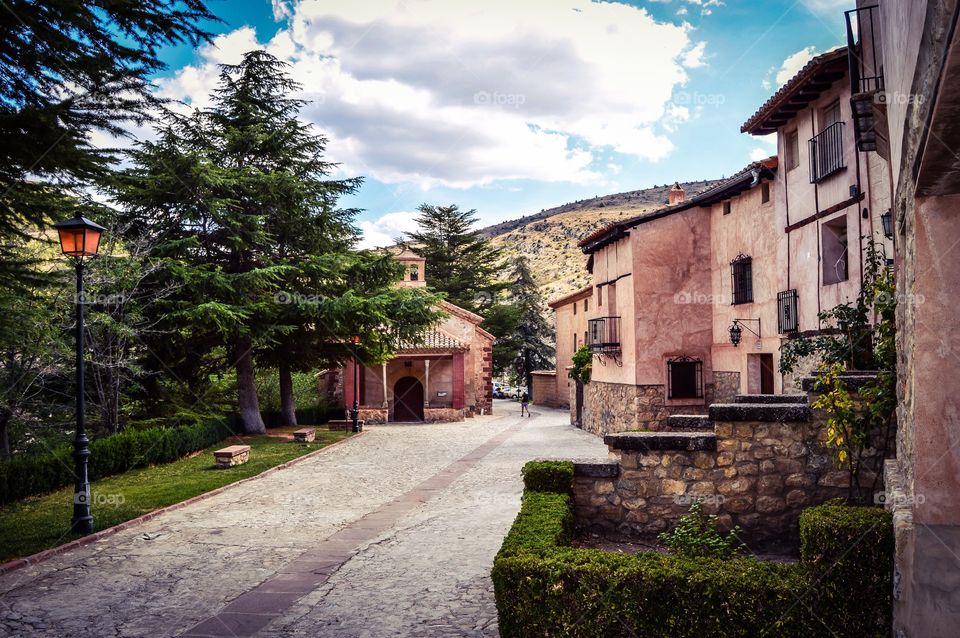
[[0, 402, 606, 637]]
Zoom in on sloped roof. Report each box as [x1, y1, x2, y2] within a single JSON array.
[[398, 328, 468, 353], [548, 285, 593, 309], [741, 47, 848, 135], [578, 157, 778, 255]]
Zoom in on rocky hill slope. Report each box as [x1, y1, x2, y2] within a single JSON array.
[[482, 180, 720, 303]]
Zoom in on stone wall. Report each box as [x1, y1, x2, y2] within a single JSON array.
[[358, 408, 387, 424], [574, 400, 885, 544], [711, 371, 740, 403], [424, 407, 465, 423], [581, 381, 711, 436]]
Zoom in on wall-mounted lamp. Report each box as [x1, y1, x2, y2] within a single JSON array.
[[728, 318, 761, 347], [881, 209, 894, 240]]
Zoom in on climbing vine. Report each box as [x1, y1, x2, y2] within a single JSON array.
[[568, 344, 592, 385], [781, 239, 897, 503]]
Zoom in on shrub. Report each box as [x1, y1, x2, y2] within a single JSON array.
[[0, 418, 236, 505], [521, 460, 574, 494], [801, 504, 894, 634], [493, 480, 894, 637], [658, 498, 742, 559]]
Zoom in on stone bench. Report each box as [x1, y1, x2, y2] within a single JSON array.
[[327, 419, 363, 432], [293, 428, 316, 443], [214, 445, 250, 468]]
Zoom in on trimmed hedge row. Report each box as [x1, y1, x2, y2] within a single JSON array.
[[492, 461, 894, 638], [0, 419, 237, 505], [521, 460, 574, 494]]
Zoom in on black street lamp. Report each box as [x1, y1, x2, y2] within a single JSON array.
[[350, 334, 361, 433], [53, 216, 105, 536]]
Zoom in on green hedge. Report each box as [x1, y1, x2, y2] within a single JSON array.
[[0, 418, 236, 505], [521, 460, 574, 494], [492, 461, 894, 638], [801, 504, 894, 634]]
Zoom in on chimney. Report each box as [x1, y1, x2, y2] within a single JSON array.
[[668, 182, 685, 206]]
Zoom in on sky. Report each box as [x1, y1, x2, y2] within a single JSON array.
[[138, 0, 855, 247]]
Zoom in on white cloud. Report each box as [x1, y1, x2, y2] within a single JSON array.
[[750, 147, 771, 162], [775, 46, 818, 87], [682, 42, 707, 68], [151, 0, 706, 189], [357, 211, 421, 249]]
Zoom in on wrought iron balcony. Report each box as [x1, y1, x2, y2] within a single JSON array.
[[809, 122, 846, 183], [846, 5, 886, 154], [587, 316, 621, 353]]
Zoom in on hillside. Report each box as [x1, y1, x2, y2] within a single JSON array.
[[483, 180, 721, 303]]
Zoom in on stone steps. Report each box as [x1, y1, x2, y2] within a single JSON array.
[[800, 371, 880, 392], [664, 414, 713, 431], [708, 403, 812, 423], [604, 431, 716, 452], [733, 394, 808, 405]]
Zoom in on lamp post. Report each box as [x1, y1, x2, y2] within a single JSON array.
[[350, 334, 361, 433], [53, 216, 105, 536], [728, 318, 761, 348]]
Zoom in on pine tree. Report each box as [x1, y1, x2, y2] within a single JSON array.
[[505, 256, 555, 399], [0, 0, 214, 289], [114, 51, 442, 432], [406, 205, 507, 314]]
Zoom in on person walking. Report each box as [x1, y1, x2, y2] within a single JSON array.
[[520, 392, 531, 417]]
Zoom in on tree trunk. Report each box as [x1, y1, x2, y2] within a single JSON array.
[[278, 359, 298, 426], [234, 335, 266, 434], [0, 407, 11, 458]]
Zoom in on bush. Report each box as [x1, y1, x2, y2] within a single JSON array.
[[521, 460, 574, 494], [658, 498, 742, 559], [801, 504, 894, 634], [0, 418, 236, 505], [493, 482, 894, 637]]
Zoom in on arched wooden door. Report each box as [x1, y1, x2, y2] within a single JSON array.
[[393, 376, 424, 422]]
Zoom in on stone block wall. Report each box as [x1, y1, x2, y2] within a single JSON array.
[[574, 401, 884, 544], [712, 371, 740, 403], [424, 407, 465, 422], [581, 381, 712, 436]]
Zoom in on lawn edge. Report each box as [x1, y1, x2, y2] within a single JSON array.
[[0, 430, 364, 576]]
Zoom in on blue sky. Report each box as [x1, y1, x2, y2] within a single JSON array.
[[145, 0, 853, 245]]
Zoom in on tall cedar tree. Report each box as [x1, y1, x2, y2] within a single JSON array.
[[0, 0, 214, 289], [115, 51, 442, 432], [406, 205, 507, 314], [506, 256, 555, 398]]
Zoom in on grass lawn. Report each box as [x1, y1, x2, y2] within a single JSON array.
[[0, 429, 352, 563]]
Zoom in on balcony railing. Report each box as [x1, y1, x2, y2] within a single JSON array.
[[845, 5, 884, 95], [587, 316, 621, 353], [777, 289, 799, 334], [809, 122, 845, 183]]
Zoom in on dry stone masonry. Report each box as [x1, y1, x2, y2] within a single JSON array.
[[574, 389, 885, 544]]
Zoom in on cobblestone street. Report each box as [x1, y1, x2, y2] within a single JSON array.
[[0, 402, 605, 637]]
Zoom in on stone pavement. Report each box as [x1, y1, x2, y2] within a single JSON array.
[[0, 402, 606, 637]]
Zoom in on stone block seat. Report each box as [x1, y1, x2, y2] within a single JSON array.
[[327, 420, 363, 432], [214, 445, 250, 468], [293, 428, 316, 443]]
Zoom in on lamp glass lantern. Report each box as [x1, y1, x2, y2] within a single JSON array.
[[729, 321, 743, 347], [53, 217, 106, 259], [881, 209, 893, 240]]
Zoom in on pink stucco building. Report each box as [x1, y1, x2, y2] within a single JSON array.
[[557, 43, 893, 437]]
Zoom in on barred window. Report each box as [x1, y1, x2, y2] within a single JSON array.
[[668, 356, 703, 400], [731, 254, 753, 305]]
